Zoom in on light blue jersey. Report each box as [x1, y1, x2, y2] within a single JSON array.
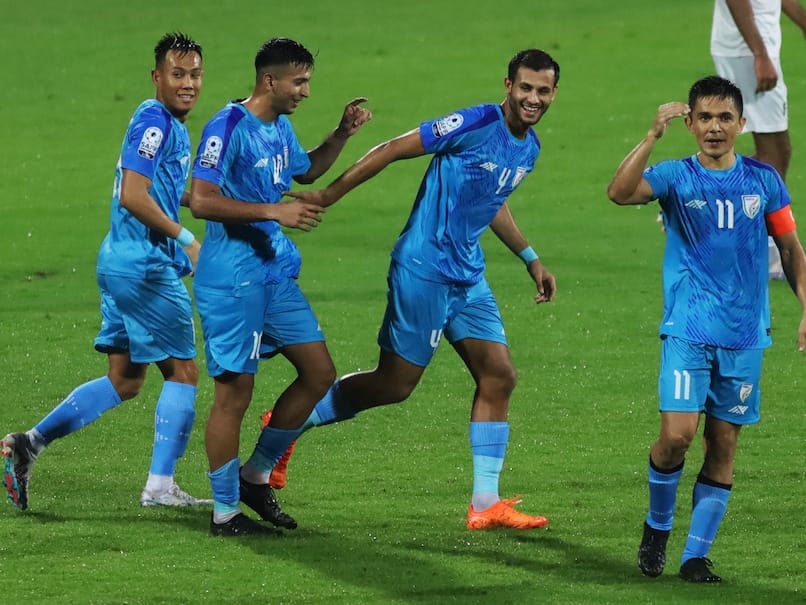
[[192, 102, 311, 289], [97, 99, 192, 279], [392, 104, 540, 286], [645, 154, 790, 349]]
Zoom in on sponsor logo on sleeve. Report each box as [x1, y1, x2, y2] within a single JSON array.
[[431, 113, 464, 138], [199, 136, 223, 169], [137, 127, 163, 159]]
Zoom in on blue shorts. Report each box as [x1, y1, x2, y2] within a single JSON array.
[[378, 262, 507, 367], [658, 335, 763, 425], [94, 273, 196, 364], [194, 277, 324, 377]]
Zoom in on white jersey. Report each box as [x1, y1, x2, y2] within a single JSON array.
[[711, 0, 782, 57]]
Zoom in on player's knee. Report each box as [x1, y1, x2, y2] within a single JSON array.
[[479, 364, 517, 399], [111, 376, 145, 401]]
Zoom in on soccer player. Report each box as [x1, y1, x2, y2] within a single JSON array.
[[189, 37, 371, 537], [607, 76, 806, 582], [263, 48, 560, 530], [711, 0, 806, 278], [2, 33, 211, 510]]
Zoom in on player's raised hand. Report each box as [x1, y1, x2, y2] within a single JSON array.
[[527, 260, 556, 304], [336, 97, 372, 137], [648, 102, 690, 140], [272, 200, 325, 232]]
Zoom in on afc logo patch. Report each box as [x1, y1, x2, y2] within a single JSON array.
[[137, 127, 163, 159], [199, 136, 223, 169], [431, 113, 464, 138], [742, 194, 761, 219]]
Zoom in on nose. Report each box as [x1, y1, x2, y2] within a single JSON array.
[[300, 82, 310, 98]]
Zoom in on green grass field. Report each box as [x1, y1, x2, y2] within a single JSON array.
[[2, 1, 806, 603]]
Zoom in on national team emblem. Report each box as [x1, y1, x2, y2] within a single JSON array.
[[432, 113, 464, 137], [739, 383, 753, 403], [512, 167, 529, 187], [742, 195, 761, 219], [137, 127, 163, 159], [199, 136, 223, 168]]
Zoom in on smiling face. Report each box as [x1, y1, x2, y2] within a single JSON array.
[[503, 66, 558, 138], [152, 49, 202, 122], [266, 63, 312, 116], [685, 95, 746, 169]]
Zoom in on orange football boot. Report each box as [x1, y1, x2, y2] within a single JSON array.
[[260, 410, 297, 490], [466, 496, 548, 530]]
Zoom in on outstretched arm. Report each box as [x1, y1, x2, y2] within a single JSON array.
[[287, 128, 426, 207], [296, 98, 372, 184], [607, 102, 688, 205], [490, 202, 556, 303], [726, 0, 779, 92]]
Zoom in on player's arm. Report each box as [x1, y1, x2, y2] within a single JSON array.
[[286, 128, 426, 208], [190, 178, 324, 232], [782, 0, 806, 36], [296, 98, 373, 184], [120, 169, 199, 264], [490, 202, 556, 303], [607, 102, 688, 205], [773, 229, 806, 351], [726, 0, 778, 92]]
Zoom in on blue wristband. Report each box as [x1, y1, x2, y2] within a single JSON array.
[[176, 226, 195, 247], [518, 246, 539, 264]]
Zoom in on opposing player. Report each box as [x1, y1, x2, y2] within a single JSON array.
[[261, 48, 559, 530], [607, 76, 806, 582], [3, 32, 211, 510], [190, 37, 371, 537]]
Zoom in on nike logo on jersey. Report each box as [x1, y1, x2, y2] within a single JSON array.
[[686, 199, 707, 209]]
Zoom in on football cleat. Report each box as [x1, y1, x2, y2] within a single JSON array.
[[466, 496, 548, 530], [209, 513, 282, 537], [638, 522, 670, 578], [239, 472, 298, 529], [679, 557, 722, 583], [141, 482, 213, 507], [2, 432, 37, 510], [260, 409, 296, 489]]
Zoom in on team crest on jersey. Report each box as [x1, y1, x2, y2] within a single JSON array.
[[199, 136, 223, 168], [432, 113, 464, 137], [742, 195, 761, 219], [137, 127, 163, 159], [739, 383, 753, 403]]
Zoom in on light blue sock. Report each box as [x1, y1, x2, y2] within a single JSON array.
[[34, 376, 122, 445], [301, 380, 356, 432], [149, 381, 196, 476], [469, 421, 509, 511], [681, 474, 732, 563], [209, 457, 241, 516], [247, 425, 304, 472], [645, 458, 684, 531]]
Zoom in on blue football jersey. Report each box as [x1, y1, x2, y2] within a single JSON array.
[[97, 99, 193, 278], [192, 103, 311, 289], [391, 104, 540, 285], [645, 154, 791, 349]]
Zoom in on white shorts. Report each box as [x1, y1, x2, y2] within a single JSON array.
[[712, 55, 788, 133]]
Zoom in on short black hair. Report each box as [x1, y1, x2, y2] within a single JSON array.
[[508, 49, 560, 86], [154, 32, 202, 68], [688, 75, 743, 116], [254, 37, 314, 74]]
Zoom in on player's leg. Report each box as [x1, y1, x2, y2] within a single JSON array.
[[679, 347, 761, 582], [2, 278, 142, 510], [639, 335, 709, 577], [447, 279, 546, 530], [195, 283, 277, 536]]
